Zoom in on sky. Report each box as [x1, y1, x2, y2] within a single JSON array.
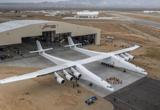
[[0, 0, 160, 8], [0, 0, 68, 3]]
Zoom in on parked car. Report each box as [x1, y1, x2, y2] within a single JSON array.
[[85, 96, 98, 105]]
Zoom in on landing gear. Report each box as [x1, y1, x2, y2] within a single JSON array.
[[101, 62, 114, 68], [72, 77, 79, 88], [89, 83, 93, 87]]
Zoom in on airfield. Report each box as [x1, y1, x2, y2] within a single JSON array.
[[0, 10, 160, 110]]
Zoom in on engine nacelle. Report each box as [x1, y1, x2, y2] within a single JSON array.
[[54, 72, 65, 84], [71, 67, 82, 78], [63, 70, 73, 81], [124, 53, 134, 61], [120, 54, 130, 61]]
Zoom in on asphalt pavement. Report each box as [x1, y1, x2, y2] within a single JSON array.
[[105, 77, 160, 110]]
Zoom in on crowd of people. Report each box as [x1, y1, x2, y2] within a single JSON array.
[[106, 77, 122, 85]]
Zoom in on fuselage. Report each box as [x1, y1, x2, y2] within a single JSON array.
[[40, 52, 114, 91]]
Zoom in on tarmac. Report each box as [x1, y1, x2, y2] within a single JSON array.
[[106, 77, 160, 110]]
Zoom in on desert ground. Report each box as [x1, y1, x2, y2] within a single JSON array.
[[0, 66, 113, 110], [0, 10, 160, 110]]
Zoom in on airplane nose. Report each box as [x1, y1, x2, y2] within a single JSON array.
[[142, 71, 148, 75]]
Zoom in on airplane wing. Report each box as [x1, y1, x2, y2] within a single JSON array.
[[76, 45, 140, 65], [73, 47, 104, 56], [67, 37, 140, 57], [73, 45, 140, 57], [77, 54, 110, 65], [111, 45, 140, 55], [72, 45, 140, 60], [0, 64, 74, 84]]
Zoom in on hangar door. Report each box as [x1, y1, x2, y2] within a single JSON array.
[[49, 32, 71, 46], [21, 31, 56, 44], [42, 31, 56, 43], [72, 34, 96, 45]]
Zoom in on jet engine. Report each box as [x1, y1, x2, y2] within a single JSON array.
[[63, 70, 73, 81], [54, 72, 65, 84], [124, 53, 134, 61], [120, 54, 130, 61], [71, 67, 82, 78]]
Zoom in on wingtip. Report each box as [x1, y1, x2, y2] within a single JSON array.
[[0, 80, 5, 84], [142, 71, 148, 75], [134, 44, 140, 48]]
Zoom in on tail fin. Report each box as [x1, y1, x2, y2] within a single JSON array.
[[36, 40, 43, 51], [64, 37, 82, 48], [68, 37, 74, 45], [30, 40, 53, 54]]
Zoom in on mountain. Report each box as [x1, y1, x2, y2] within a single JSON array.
[[63, 0, 160, 9], [0, 0, 159, 10]]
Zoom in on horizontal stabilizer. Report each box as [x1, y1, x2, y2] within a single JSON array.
[[30, 48, 53, 54], [64, 43, 82, 48], [30, 40, 53, 54], [65, 36, 82, 48]]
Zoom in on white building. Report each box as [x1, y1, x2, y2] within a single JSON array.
[[76, 10, 99, 18], [143, 10, 160, 14], [0, 20, 101, 46]]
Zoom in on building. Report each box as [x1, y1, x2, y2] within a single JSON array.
[[76, 10, 99, 18], [0, 20, 101, 46]]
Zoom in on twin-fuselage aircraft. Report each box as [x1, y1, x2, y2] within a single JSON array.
[[0, 37, 147, 92]]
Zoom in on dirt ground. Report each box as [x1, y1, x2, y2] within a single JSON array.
[[120, 12, 160, 23], [0, 66, 113, 110]]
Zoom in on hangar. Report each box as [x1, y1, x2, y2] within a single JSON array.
[[76, 10, 99, 18], [0, 20, 101, 46]]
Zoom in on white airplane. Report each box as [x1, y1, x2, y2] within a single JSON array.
[[0, 37, 147, 92]]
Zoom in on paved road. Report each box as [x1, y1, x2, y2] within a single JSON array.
[[105, 77, 160, 110]]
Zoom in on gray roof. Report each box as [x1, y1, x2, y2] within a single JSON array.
[[0, 20, 51, 33]]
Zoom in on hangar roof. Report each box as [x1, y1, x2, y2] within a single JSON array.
[[0, 20, 51, 33]]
